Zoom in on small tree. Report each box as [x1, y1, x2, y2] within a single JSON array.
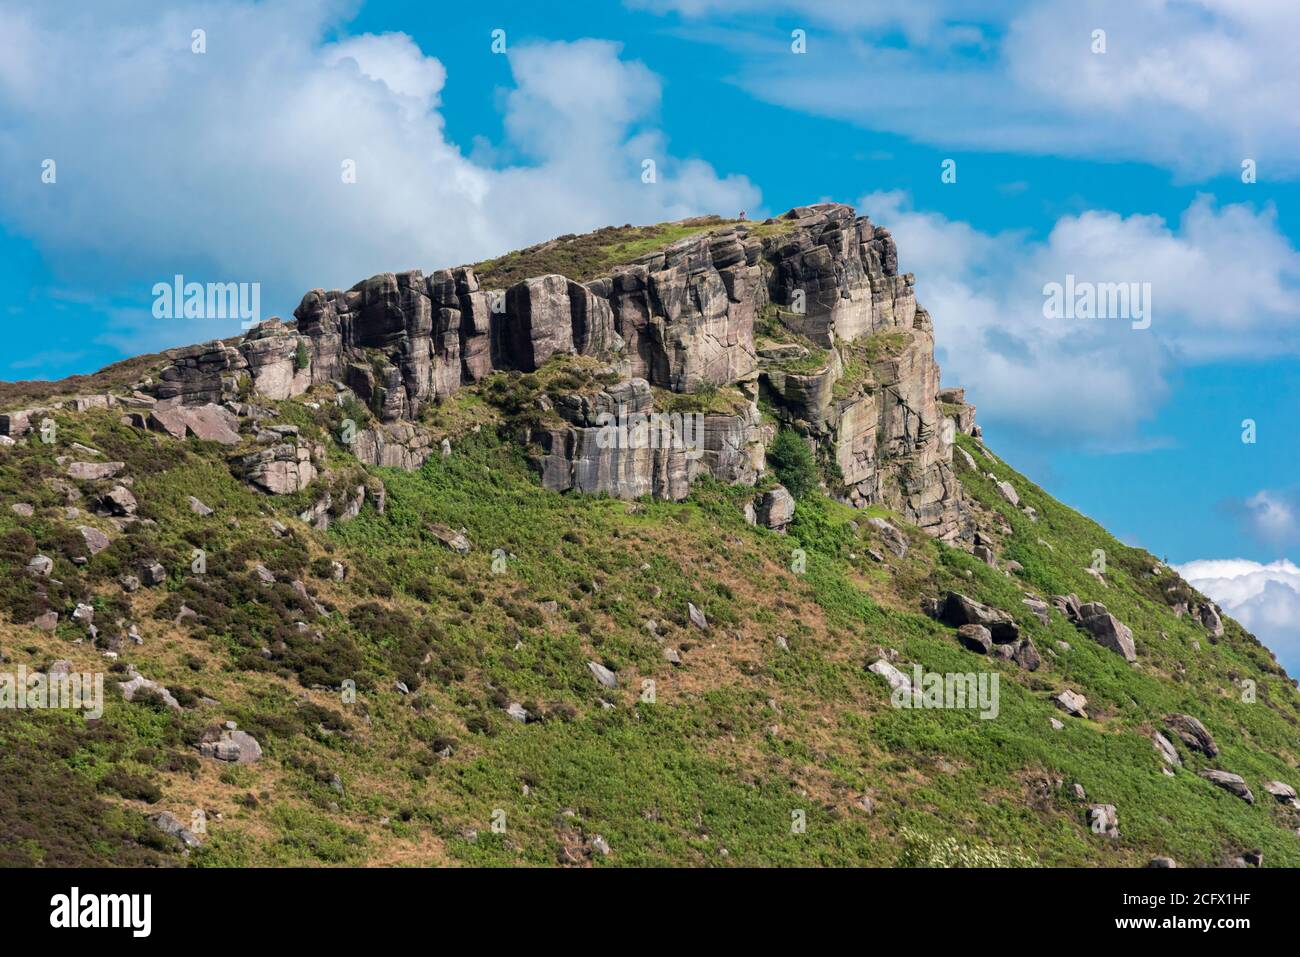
[[768, 429, 817, 499], [294, 340, 311, 372]]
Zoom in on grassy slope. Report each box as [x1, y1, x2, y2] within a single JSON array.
[[1, 382, 1298, 867]]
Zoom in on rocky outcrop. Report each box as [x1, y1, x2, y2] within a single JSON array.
[[1165, 714, 1219, 757], [139, 203, 970, 539]]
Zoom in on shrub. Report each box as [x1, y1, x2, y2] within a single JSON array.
[[767, 429, 818, 499]]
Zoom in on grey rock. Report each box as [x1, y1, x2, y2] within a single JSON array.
[[1087, 804, 1119, 838], [188, 495, 214, 516], [1199, 769, 1254, 804], [588, 660, 618, 689], [687, 602, 709, 631], [939, 592, 1019, 643], [754, 485, 795, 531], [77, 526, 111, 556], [119, 673, 182, 711], [26, 554, 53, 577], [1053, 689, 1088, 718], [1165, 713, 1218, 757], [67, 461, 124, 481], [868, 658, 912, 693], [1152, 732, 1182, 767], [955, 624, 993, 654], [151, 811, 201, 849], [1076, 602, 1137, 662], [199, 727, 263, 763]]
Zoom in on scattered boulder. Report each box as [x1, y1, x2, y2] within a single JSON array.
[[587, 661, 618, 689], [118, 673, 182, 711], [868, 658, 912, 693], [1152, 732, 1182, 767], [938, 592, 1018, 643], [687, 602, 709, 631], [1053, 689, 1088, 718], [995, 480, 1020, 507], [67, 461, 124, 481], [199, 725, 263, 763], [428, 523, 471, 555], [26, 554, 53, 577], [955, 624, 993, 654], [31, 611, 59, 631], [1146, 857, 1177, 868], [139, 561, 167, 587], [1198, 604, 1224, 637], [1012, 638, 1041, 671], [10, 502, 34, 517], [98, 485, 137, 516], [866, 517, 908, 558], [1076, 602, 1137, 662], [1263, 780, 1298, 805], [1164, 714, 1218, 757], [77, 525, 111, 556], [1021, 595, 1051, 625], [150, 811, 201, 849], [1199, 769, 1254, 804], [505, 702, 529, 723], [754, 485, 795, 532], [188, 495, 214, 516], [663, 647, 682, 666]]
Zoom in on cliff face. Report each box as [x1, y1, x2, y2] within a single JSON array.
[[154, 203, 972, 540]]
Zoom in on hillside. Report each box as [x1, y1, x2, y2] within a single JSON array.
[[1, 204, 1297, 868]]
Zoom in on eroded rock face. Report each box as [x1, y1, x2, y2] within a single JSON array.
[[146, 202, 969, 540], [241, 442, 320, 495]]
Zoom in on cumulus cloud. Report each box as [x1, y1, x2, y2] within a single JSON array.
[[1176, 558, 1300, 672], [1223, 489, 1300, 547], [0, 0, 759, 356], [637, 0, 1300, 179], [858, 190, 1300, 441]]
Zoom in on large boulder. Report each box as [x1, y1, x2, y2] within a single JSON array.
[[754, 485, 795, 531], [1076, 602, 1137, 662], [240, 442, 319, 494], [1164, 714, 1218, 757], [1199, 770, 1254, 804], [939, 592, 1019, 643], [199, 726, 263, 763]]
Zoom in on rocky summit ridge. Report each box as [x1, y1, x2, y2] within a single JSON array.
[[145, 203, 973, 541]]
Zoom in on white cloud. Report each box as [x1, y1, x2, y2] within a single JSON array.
[[1228, 489, 1300, 546], [858, 190, 1300, 440], [637, 0, 1300, 178], [0, 0, 759, 356], [1176, 558, 1300, 672]]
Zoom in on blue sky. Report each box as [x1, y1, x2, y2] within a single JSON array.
[[1, 0, 1297, 664]]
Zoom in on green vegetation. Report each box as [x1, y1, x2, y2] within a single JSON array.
[[767, 429, 818, 499], [1, 387, 1297, 868]]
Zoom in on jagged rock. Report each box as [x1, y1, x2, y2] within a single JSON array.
[[1052, 593, 1082, 622], [1263, 781, 1298, 805], [78, 525, 111, 556], [1012, 638, 1041, 671], [99, 485, 137, 516], [1054, 689, 1088, 717], [1164, 714, 1219, 757], [188, 495, 214, 516], [1076, 602, 1137, 662], [0, 407, 51, 437], [938, 592, 1018, 643], [687, 602, 709, 630], [505, 702, 529, 723], [995, 480, 1019, 507], [1198, 604, 1224, 637], [1022, 595, 1051, 625], [754, 485, 795, 531], [866, 517, 908, 557], [428, 523, 471, 555], [146, 402, 241, 445], [119, 673, 181, 711], [151, 811, 201, 849], [868, 658, 911, 692], [67, 460, 124, 481], [1199, 770, 1254, 804], [26, 554, 53, 576], [956, 624, 993, 654], [1087, 804, 1119, 838], [241, 442, 319, 494], [587, 661, 618, 689], [1152, 732, 1182, 767], [72, 603, 94, 627], [973, 543, 996, 567], [199, 726, 263, 763], [139, 562, 166, 587]]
